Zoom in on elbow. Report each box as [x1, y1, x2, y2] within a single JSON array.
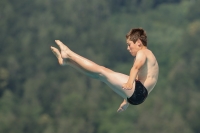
[[132, 66, 140, 71]]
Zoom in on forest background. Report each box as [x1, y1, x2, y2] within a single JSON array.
[[0, 0, 200, 133]]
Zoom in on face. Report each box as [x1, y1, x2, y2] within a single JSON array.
[[126, 38, 140, 56]]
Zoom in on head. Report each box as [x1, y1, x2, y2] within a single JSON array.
[[126, 28, 147, 56]]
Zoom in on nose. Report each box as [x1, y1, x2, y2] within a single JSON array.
[[127, 46, 130, 51]]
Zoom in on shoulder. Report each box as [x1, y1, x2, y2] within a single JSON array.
[[136, 50, 147, 59], [136, 49, 155, 58], [136, 50, 145, 55], [134, 50, 147, 66]]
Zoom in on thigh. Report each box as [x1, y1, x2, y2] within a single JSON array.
[[101, 71, 136, 99]]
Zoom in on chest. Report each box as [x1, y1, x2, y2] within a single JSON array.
[[137, 62, 148, 78]]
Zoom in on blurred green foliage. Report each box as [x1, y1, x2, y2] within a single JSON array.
[[0, 0, 200, 133]]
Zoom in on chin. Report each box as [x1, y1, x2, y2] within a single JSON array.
[[131, 53, 136, 56]]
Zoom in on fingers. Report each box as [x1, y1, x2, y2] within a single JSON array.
[[122, 83, 132, 90], [122, 84, 132, 90], [117, 107, 124, 113], [123, 87, 131, 90]]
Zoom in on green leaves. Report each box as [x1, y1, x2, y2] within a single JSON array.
[[0, 0, 199, 133]]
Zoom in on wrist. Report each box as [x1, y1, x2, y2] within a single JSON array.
[[127, 80, 133, 84]]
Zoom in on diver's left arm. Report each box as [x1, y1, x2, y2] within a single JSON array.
[[117, 99, 129, 113], [122, 51, 146, 90]]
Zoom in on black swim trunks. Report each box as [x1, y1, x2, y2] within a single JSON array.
[[127, 80, 148, 105]]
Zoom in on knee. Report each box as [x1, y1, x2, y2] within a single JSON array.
[[98, 66, 113, 78], [87, 66, 108, 80]]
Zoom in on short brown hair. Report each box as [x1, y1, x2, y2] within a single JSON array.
[[126, 28, 147, 46]]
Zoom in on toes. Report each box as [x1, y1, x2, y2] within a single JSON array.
[[50, 46, 61, 57], [55, 40, 69, 51], [51, 46, 65, 65], [51, 46, 58, 52], [58, 58, 64, 65], [51, 46, 57, 51], [55, 40, 64, 48], [51, 47, 57, 53]]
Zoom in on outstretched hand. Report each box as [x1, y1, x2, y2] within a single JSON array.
[[117, 100, 129, 113], [122, 82, 133, 90]]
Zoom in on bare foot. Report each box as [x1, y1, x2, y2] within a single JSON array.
[[55, 40, 72, 59], [50, 46, 66, 65]]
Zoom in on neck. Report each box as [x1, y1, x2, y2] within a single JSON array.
[[141, 46, 147, 50]]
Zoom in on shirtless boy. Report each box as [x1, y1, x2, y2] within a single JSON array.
[[50, 28, 159, 113]]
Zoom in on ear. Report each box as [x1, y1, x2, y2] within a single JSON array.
[[137, 39, 142, 47]]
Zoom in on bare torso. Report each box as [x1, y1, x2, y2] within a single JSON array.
[[100, 48, 159, 99], [51, 40, 158, 112], [137, 49, 159, 93]]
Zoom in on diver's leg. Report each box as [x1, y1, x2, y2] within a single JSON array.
[[51, 40, 135, 98]]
